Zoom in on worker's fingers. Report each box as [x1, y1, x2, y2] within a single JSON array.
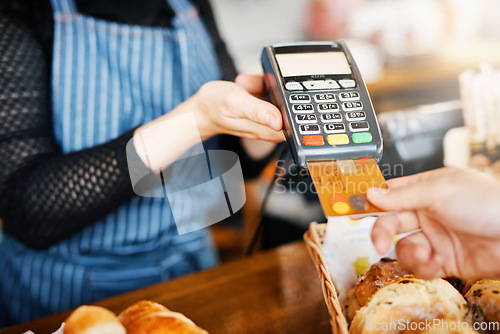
[[197, 81, 283, 132], [221, 117, 285, 142], [222, 83, 283, 131], [234, 73, 265, 96]]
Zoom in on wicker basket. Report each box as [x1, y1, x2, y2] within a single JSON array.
[[304, 222, 349, 334]]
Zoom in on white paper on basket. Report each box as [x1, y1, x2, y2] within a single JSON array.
[[321, 216, 395, 302]]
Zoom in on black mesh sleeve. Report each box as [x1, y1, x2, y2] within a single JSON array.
[[0, 11, 138, 249]]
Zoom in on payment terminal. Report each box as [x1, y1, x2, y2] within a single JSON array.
[[261, 41, 387, 217], [261, 41, 382, 169]]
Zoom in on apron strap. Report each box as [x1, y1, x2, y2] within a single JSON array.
[[50, 0, 77, 14]]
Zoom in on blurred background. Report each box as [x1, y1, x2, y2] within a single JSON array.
[[208, 0, 500, 260]]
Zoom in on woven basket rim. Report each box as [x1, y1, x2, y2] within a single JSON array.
[[304, 222, 349, 334]]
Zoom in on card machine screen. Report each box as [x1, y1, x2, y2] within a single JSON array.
[[275, 52, 352, 77]]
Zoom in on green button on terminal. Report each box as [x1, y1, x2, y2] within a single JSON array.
[[352, 132, 372, 143]]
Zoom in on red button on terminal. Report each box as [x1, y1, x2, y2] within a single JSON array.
[[302, 135, 324, 146]]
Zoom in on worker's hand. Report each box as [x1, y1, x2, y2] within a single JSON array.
[[367, 167, 500, 280], [191, 74, 285, 142], [133, 74, 284, 171]]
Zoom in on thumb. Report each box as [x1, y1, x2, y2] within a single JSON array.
[[367, 182, 434, 212], [235, 74, 265, 95]]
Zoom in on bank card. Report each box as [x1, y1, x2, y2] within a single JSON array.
[[307, 158, 388, 218]]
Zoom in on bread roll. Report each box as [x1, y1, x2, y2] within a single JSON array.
[[444, 277, 477, 296], [465, 279, 500, 334], [354, 258, 413, 306], [344, 288, 362, 325], [117, 300, 168, 327], [118, 300, 208, 334], [64, 305, 126, 334], [349, 277, 468, 334]]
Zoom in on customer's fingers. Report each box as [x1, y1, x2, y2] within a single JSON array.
[[367, 180, 435, 211], [383, 173, 424, 189], [383, 167, 458, 190], [371, 215, 399, 255], [371, 212, 420, 254], [395, 231, 445, 279]]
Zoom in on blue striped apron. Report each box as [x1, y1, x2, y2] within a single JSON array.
[[0, 0, 221, 325]]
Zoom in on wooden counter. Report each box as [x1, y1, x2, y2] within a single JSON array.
[[0, 241, 331, 334]]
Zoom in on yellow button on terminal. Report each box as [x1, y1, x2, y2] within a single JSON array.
[[327, 134, 349, 145]]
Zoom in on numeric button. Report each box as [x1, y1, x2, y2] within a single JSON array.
[[295, 114, 317, 124], [345, 111, 366, 121], [320, 113, 342, 123], [342, 101, 363, 111], [314, 93, 336, 103], [290, 94, 311, 103], [292, 104, 313, 113], [317, 103, 339, 112], [339, 91, 360, 101], [324, 123, 345, 134]]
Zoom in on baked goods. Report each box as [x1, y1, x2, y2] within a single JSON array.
[[465, 280, 500, 334], [117, 300, 168, 328], [118, 300, 208, 334], [444, 277, 477, 296], [344, 288, 363, 325], [344, 259, 491, 334], [354, 257, 413, 306], [63, 300, 207, 334], [64, 305, 126, 334], [349, 277, 469, 334]]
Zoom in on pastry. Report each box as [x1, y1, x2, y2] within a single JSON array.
[[64, 305, 126, 334], [465, 280, 500, 334], [344, 288, 362, 325], [444, 277, 477, 296], [354, 257, 413, 306], [118, 300, 208, 334], [349, 277, 468, 334]]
